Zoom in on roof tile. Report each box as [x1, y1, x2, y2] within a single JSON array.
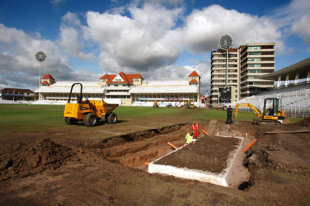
[[102, 72, 143, 84], [189, 79, 198, 84], [188, 71, 200, 77], [42, 74, 55, 80]]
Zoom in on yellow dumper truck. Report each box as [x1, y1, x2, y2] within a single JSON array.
[[64, 83, 118, 127]]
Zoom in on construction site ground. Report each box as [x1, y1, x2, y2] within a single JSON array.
[[0, 107, 310, 205]]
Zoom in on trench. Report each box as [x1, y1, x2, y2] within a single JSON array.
[[238, 150, 256, 190], [90, 123, 254, 189], [94, 123, 188, 168]]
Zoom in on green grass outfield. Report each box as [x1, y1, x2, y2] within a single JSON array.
[[0, 104, 300, 133]]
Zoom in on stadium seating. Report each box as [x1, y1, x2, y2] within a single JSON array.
[[234, 82, 310, 118]]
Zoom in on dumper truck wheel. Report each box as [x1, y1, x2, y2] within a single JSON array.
[[107, 112, 117, 124], [83, 113, 97, 127], [65, 117, 77, 125]]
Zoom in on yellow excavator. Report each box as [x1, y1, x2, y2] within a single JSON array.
[[64, 83, 118, 127], [153, 101, 158, 108], [185, 99, 195, 109], [235, 98, 286, 124]]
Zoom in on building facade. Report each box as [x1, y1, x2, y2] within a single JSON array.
[[210, 43, 275, 104], [211, 48, 240, 104], [240, 43, 275, 98], [35, 71, 201, 106], [41, 74, 56, 86], [0, 88, 35, 101]]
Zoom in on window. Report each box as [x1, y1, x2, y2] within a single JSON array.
[[248, 58, 260, 62], [249, 64, 260, 67], [248, 46, 260, 50], [249, 70, 260, 73], [213, 64, 226, 68], [229, 54, 238, 57], [213, 54, 226, 58], [249, 82, 260, 85], [249, 52, 260, 55]]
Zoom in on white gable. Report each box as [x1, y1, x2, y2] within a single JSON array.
[[113, 74, 124, 82]]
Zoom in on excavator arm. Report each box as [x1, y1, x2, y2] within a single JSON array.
[[235, 103, 263, 119]]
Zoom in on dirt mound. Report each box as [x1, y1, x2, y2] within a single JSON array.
[[295, 116, 310, 127], [0, 138, 76, 181]]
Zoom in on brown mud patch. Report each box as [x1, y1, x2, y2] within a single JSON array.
[[0, 138, 77, 181]]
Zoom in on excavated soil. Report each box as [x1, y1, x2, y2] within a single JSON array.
[[0, 138, 77, 181], [97, 123, 189, 168], [0, 115, 309, 205], [155, 136, 240, 173]]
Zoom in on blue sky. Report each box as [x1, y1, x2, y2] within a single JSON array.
[[0, 0, 309, 94]]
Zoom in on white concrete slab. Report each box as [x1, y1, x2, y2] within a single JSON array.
[[148, 136, 245, 187]]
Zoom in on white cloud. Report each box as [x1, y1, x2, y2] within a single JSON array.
[[270, 0, 310, 43], [86, 3, 183, 72], [291, 13, 310, 43], [0, 24, 98, 89], [62, 12, 82, 27], [58, 12, 95, 60], [183, 5, 283, 53], [271, 0, 310, 26], [81, 3, 286, 92]]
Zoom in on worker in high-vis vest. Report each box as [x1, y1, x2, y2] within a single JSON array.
[[185, 131, 194, 144], [191, 123, 200, 139]]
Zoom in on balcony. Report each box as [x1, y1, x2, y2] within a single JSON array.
[[105, 92, 130, 95], [105, 86, 130, 90]]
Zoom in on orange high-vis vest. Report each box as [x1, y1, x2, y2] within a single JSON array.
[[191, 124, 195, 131]]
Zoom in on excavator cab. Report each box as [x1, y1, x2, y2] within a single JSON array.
[[262, 98, 285, 121]]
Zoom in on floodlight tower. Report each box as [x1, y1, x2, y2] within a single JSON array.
[[35, 51, 47, 100], [219, 35, 233, 87]]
